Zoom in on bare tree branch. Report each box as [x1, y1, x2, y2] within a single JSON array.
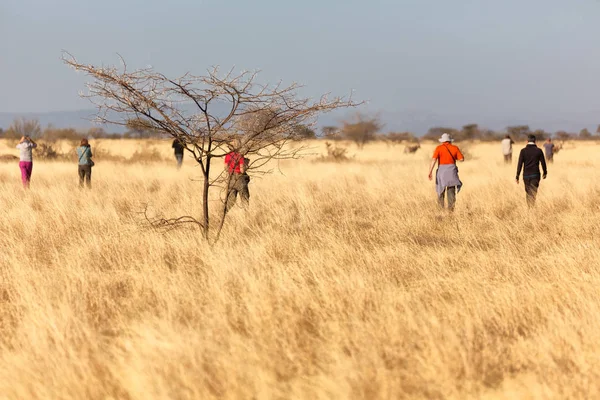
[[63, 52, 361, 242], [141, 204, 204, 232]]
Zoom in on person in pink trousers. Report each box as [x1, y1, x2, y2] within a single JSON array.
[[16, 136, 37, 188]]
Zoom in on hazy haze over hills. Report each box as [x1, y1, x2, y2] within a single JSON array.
[[1, 108, 599, 136]]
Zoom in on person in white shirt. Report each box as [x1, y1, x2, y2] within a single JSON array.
[[501, 135, 515, 164], [15, 136, 38, 188]]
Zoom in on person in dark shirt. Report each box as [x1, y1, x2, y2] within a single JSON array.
[[543, 138, 555, 163], [172, 139, 185, 169], [516, 134, 547, 208]]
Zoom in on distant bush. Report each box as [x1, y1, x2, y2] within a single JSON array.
[[340, 114, 381, 149], [35, 144, 62, 160], [382, 132, 417, 145], [0, 154, 18, 162], [291, 124, 316, 140], [316, 142, 351, 162], [42, 127, 83, 142], [90, 143, 126, 163], [30, 143, 76, 161], [90, 141, 167, 164], [4, 118, 42, 139], [130, 147, 165, 163]]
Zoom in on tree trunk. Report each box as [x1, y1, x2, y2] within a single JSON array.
[[202, 156, 211, 239], [213, 173, 233, 244]]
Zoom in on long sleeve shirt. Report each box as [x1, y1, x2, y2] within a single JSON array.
[[16, 141, 37, 162], [172, 139, 184, 155], [516, 144, 547, 179]]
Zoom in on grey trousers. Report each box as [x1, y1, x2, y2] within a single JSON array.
[[438, 186, 456, 211]]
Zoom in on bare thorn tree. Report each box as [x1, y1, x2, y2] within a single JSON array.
[[63, 53, 360, 243], [8, 117, 42, 139]]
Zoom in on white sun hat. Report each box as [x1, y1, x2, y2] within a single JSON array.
[[439, 133, 453, 143]]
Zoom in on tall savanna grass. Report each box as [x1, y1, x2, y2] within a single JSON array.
[[1, 138, 600, 399]]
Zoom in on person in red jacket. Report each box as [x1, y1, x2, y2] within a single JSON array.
[[224, 139, 250, 211]]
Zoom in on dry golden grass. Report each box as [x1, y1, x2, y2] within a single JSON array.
[[1, 138, 600, 399]]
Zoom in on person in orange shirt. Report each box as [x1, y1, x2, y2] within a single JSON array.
[[427, 133, 464, 211]]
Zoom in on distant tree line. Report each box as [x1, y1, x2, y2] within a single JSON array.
[[0, 117, 177, 141], [3, 116, 600, 145], [320, 114, 600, 148], [0, 117, 318, 142]]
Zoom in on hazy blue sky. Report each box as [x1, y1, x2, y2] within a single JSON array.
[[2, 0, 600, 129]]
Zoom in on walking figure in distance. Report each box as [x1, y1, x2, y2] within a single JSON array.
[[501, 134, 515, 164], [16, 136, 37, 189], [428, 133, 464, 211], [224, 139, 250, 212], [76, 138, 94, 189], [543, 138, 555, 164], [516, 134, 547, 208], [172, 138, 184, 169]]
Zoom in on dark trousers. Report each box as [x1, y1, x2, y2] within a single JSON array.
[[438, 186, 456, 211], [78, 165, 92, 188], [175, 153, 183, 169], [503, 154, 512, 164], [226, 173, 250, 211], [524, 177, 540, 208], [546, 155, 553, 164]]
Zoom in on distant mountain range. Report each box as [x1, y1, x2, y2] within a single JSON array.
[[0, 110, 104, 132], [1, 108, 599, 135]]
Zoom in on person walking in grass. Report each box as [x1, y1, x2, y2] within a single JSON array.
[[428, 133, 464, 211], [16, 136, 37, 189], [172, 138, 184, 169], [76, 138, 94, 189], [516, 134, 547, 208], [543, 138, 555, 163], [501, 134, 515, 164], [224, 139, 250, 212]]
